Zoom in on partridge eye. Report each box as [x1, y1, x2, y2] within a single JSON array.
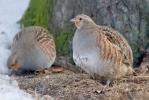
[[79, 18, 82, 20]]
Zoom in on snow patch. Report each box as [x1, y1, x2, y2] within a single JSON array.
[[0, 74, 33, 100]]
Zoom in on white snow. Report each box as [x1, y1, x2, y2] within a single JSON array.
[[0, 74, 33, 100], [0, 0, 35, 100]]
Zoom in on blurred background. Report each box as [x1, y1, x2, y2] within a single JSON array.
[[20, 0, 149, 67]]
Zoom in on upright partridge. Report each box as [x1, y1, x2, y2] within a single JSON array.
[[7, 26, 56, 71], [71, 14, 133, 84]]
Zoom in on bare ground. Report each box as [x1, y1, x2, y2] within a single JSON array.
[[12, 57, 149, 100]]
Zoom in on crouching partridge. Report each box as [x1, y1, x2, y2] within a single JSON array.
[[71, 14, 133, 85], [7, 26, 56, 71]]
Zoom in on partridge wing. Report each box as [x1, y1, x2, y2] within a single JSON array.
[[95, 30, 122, 68], [11, 29, 24, 50], [100, 26, 133, 67], [35, 28, 56, 61]]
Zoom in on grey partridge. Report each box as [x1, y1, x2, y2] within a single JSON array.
[[7, 26, 56, 71], [71, 14, 133, 85]]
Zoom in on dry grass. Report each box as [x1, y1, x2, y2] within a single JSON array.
[[12, 58, 149, 100]]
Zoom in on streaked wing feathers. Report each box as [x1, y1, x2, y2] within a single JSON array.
[[11, 29, 24, 50], [99, 26, 133, 67], [35, 28, 56, 60]]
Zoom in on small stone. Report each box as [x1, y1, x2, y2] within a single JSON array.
[[42, 95, 54, 100]]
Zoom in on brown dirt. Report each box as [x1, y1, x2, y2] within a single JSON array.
[[12, 58, 149, 100]]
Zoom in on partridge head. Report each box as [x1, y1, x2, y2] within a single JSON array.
[[7, 53, 20, 70], [7, 26, 56, 71], [71, 14, 133, 85]]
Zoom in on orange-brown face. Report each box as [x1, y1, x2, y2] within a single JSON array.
[[74, 16, 82, 28], [8, 62, 21, 70], [7, 55, 21, 70]]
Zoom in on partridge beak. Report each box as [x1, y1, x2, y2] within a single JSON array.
[[70, 18, 76, 22], [8, 69, 12, 76]]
